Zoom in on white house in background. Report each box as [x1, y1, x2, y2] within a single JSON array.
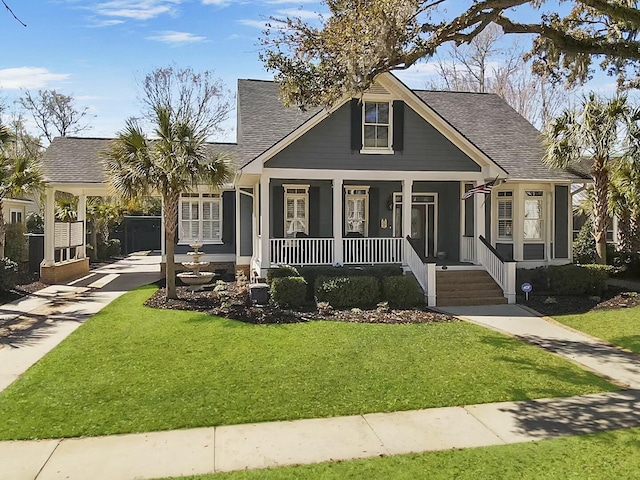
[[40, 73, 588, 305]]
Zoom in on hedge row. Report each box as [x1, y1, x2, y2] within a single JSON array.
[[266, 265, 423, 309], [516, 264, 611, 296]]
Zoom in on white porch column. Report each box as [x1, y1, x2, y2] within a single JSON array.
[[333, 178, 343, 265], [77, 194, 87, 258], [42, 186, 56, 266], [475, 180, 486, 262], [402, 180, 413, 266], [260, 175, 270, 273], [235, 189, 241, 261]]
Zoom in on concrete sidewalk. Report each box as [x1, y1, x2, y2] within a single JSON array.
[[3, 389, 640, 480], [0, 253, 162, 392], [440, 304, 640, 389]]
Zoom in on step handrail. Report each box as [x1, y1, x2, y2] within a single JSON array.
[[477, 235, 516, 304]]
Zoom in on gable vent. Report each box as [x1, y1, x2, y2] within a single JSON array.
[[366, 84, 389, 96]]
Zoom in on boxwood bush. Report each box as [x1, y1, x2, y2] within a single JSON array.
[[383, 275, 424, 308], [270, 276, 308, 309], [299, 265, 402, 300], [517, 264, 610, 296], [0, 258, 18, 293], [315, 275, 381, 309], [266, 265, 300, 285]]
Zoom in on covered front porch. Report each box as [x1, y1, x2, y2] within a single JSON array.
[[240, 171, 517, 306]]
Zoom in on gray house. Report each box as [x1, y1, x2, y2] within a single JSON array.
[[40, 73, 586, 305]]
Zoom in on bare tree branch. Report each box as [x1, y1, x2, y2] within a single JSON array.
[[2, 0, 26, 27]]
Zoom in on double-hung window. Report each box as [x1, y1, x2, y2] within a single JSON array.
[[180, 193, 222, 243], [345, 186, 369, 236], [10, 209, 23, 224], [524, 191, 544, 240], [363, 102, 390, 150], [284, 185, 309, 238], [497, 191, 513, 240]]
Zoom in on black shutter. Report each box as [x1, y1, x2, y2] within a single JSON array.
[[369, 187, 379, 237], [392, 100, 404, 152], [350, 98, 362, 151], [272, 186, 284, 238], [309, 187, 320, 237]]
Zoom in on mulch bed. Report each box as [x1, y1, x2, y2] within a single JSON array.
[[519, 289, 640, 316], [144, 282, 457, 325]]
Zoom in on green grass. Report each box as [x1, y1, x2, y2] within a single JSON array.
[[554, 306, 640, 354], [0, 285, 616, 440], [166, 427, 640, 480]]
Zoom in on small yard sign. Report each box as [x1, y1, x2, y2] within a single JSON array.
[[521, 282, 532, 301]]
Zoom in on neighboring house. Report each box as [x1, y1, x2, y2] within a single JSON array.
[[40, 73, 587, 304], [2, 196, 37, 226]]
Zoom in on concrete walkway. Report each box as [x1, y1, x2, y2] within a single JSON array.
[[0, 253, 162, 392], [4, 287, 640, 479], [440, 304, 640, 389]]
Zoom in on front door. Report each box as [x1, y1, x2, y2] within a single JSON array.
[[411, 205, 426, 258], [411, 202, 437, 259]]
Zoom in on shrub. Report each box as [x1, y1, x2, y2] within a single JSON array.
[[298, 265, 402, 300], [547, 264, 609, 296], [271, 276, 308, 309], [5, 223, 28, 262], [97, 239, 121, 260], [0, 257, 18, 292], [26, 212, 44, 234], [573, 218, 596, 264], [266, 265, 300, 285], [315, 275, 381, 309], [516, 267, 550, 292], [382, 275, 424, 308]]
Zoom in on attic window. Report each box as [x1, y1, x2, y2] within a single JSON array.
[[362, 102, 391, 151]]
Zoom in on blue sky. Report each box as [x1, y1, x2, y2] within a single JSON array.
[[0, 1, 617, 142]]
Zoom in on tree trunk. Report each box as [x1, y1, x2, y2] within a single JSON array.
[[592, 164, 610, 265], [164, 193, 180, 299], [0, 201, 5, 259]]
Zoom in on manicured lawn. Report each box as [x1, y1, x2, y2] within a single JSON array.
[[166, 427, 640, 480], [0, 285, 616, 440], [554, 306, 640, 354]]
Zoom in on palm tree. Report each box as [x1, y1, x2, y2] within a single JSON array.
[[544, 93, 639, 264], [609, 158, 640, 258], [103, 107, 230, 299], [0, 122, 43, 258]]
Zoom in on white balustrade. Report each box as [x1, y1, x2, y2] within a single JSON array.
[[461, 236, 476, 262], [477, 236, 516, 303], [404, 237, 436, 306], [270, 238, 335, 266], [343, 237, 403, 264]]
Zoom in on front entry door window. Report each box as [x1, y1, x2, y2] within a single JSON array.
[[411, 205, 426, 258]]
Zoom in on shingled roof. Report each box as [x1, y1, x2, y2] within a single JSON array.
[[413, 90, 586, 181], [237, 79, 319, 166], [42, 136, 238, 185]]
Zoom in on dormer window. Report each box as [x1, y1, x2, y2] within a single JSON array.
[[363, 102, 390, 150]]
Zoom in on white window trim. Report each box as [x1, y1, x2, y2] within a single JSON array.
[[178, 193, 223, 245], [9, 208, 24, 224], [345, 185, 370, 237], [496, 191, 514, 242], [283, 184, 309, 238], [360, 100, 394, 154], [523, 190, 545, 242]]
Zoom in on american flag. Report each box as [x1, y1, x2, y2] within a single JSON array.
[[462, 179, 497, 200]]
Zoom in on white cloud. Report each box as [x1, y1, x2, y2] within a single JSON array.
[[266, 0, 317, 4], [90, 19, 126, 27], [237, 18, 270, 29], [93, 1, 182, 20], [147, 30, 207, 44], [394, 62, 443, 88], [275, 8, 321, 20], [0, 67, 71, 90]]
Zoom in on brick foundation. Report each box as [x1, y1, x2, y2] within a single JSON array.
[[40, 258, 90, 284]]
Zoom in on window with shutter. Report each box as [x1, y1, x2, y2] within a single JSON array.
[[497, 191, 513, 240], [345, 187, 369, 236], [179, 193, 223, 243], [283, 185, 309, 238]]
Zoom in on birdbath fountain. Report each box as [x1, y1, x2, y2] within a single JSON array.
[[177, 242, 215, 291]]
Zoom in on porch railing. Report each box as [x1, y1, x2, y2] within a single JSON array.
[[477, 235, 516, 303], [461, 236, 476, 262], [343, 237, 403, 264], [404, 237, 436, 306], [270, 238, 335, 266]]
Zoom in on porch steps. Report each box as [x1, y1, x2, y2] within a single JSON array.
[[435, 270, 507, 307]]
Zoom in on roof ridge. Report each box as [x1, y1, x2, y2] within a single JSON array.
[[413, 89, 499, 96]]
